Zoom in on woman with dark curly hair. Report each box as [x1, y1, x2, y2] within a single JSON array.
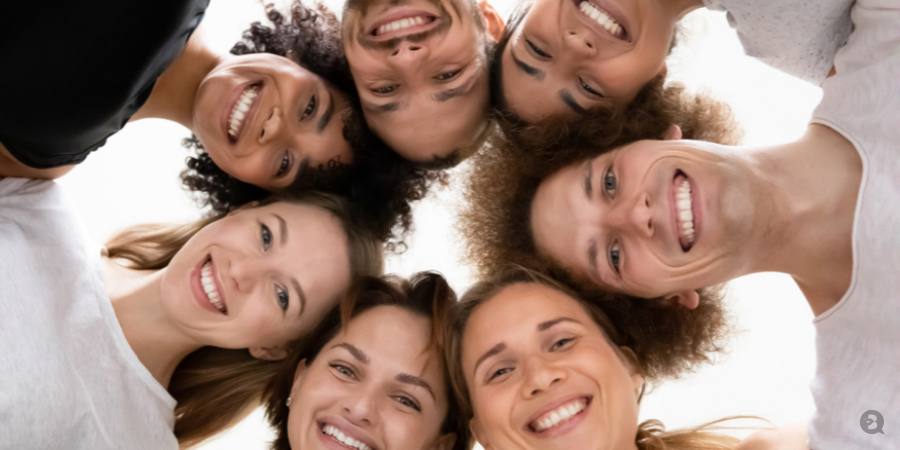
[[264, 272, 471, 450], [0, 0, 433, 243]]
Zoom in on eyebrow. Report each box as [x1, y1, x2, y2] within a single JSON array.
[[333, 343, 369, 363], [587, 239, 600, 278], [362, 100, 403, 115], [473, 342, 506, 376], [316, 90, 335, 133], [510, 48, 544, 81], [582, 161, 593, 200], [396, 373, 436, 400], [560, 90, 587, 114], [433, 73, 479, 102], [537, 317, 580, 331]]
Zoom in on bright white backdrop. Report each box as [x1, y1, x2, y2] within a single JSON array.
[[55, 0, 822, 448]]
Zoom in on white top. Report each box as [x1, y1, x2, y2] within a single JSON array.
[[703, 0, 854, 85], [808, 0, 900, 448], [0, 178, 178, 450]]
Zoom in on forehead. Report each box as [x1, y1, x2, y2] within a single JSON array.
[[530, 161, 591, 270], [338, 305, 437, 366]]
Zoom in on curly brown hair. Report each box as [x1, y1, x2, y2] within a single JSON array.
[[264, 272, 471, 450], [181, 1, 441, 246], [457, 79, 740, 379]]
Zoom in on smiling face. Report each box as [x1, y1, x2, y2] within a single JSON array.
[[160, 201, 352, 355], [462, 282, 643, 450], [342, 0, 498, 161], [286, 305, 453, 450], [192, 53, 353, 191], [500, 0, 681, 122], [530, 137, 758, 301]]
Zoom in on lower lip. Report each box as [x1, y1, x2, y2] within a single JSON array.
[[221, 81, 263, 144], [317, 423, 369, 450], [190, 256, 222, 314], [572, 0, 630, 42], [527, 398, 592, 439]]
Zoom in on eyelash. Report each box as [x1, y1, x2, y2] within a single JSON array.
[[550, 337, 574, 351], [260, 223, 273, 250], [395, 395, 422, 411], [610, 242, 621, 273], [331, 363, 357, 379], [526, 39, 550, 58], [330, 363, 422, 411], [302, 95, 316, 120], [488, 367, 512, 381], [276, 285, 289, 311], [276, 152, 290, 177], [579, 77, 603, 97], [372, 85, 397, 94], [436, 70, 461, 81], [603, 168, 617, 196]]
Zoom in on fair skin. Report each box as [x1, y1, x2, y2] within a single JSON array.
[[500, 0, 702, 122], [531, 123, 862, 316], [286, 305, 456, 450], [462, 282, 644, 450], [0, 26, 352, 189], [101, 201, 352, 387], [342, 0, 504, 161]]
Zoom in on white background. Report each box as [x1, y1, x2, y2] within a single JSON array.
[[55, 0, 822, 448]]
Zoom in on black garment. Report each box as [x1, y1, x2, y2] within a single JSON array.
[[0, 0, 210, 168]]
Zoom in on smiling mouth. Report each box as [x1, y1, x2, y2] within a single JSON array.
[[575, 0, 629, 41], [227, 82, 261, 142], [321, 423, 375, 450], [674, 171, 696, 251], [200, 257, 227, 314], [528, 396, 591, 433]]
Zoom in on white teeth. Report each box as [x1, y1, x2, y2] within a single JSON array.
[[200, 261, 226, 313], [376, 15, 429, 35], [323, 424, 372, 450], [578, 1, 623, 36], [531, 400, 587, 432], [227, 85, 260, 140], [676, 178, 695, 245]]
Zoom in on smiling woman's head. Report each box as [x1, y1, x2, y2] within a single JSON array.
[[265, 272, 470, 450], [104, 191, 383, 448], [446, 266, 741, 450]]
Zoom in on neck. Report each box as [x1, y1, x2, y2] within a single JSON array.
[[130, 26, 223, 130], [102, 258, 200, 388], [741, 125, 861, 314]]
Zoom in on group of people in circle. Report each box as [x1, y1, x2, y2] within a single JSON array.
[[0, 0, 896, 449]]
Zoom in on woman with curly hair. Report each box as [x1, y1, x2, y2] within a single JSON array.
[[0, 0, 432, 242], [489, 0, 850, 123], [0, 175, 383, 449], [264, 272, 471, 450], [446, 266, 768, 450], [463, 1, 900, 447]]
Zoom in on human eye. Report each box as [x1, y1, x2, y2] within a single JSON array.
[[372, 85, 397, 95], [260, 223, 273, 250], [276, 285, 289, 312], [301, 95, 316, 120], [603, 168, 617, 196], [487, 367, 513, 381], [435, 70, 461, 81], [276, 152, 290, 177], [394, 395, 422, 411], [330, 363, 357, 379], [579, 77, 604, 98], [526, 39, 550, 58], [549, 337, 575, 351], [609, 242, 621, 274]]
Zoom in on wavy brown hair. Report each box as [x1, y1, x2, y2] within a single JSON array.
[[446, 266, 743, 450], [264, 272, 471, 450], [105, 192, 384, 449], [457, 81, 740, 379], [180, 0, 441, 248]]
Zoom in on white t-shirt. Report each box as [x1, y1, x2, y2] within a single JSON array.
[[0, 179, 178, 450], [807, 1, 900, 448], [703, 0, 854, 85]]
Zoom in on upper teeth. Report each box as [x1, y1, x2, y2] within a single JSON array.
[[228, 85, 260, 140], [578, 1, 623, 36], [323, 425, 372, 450], [677, 179, 695, 244], [531, 399, 587, 432], [377, 16, 426, 35], [201, 261, 226, 313]]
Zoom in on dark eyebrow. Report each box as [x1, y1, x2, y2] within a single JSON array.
[[396, 373, 436, 400], [274, 214, 288, 245], [473, 342, 506, 376], [433, 73, 479, 102], [362, 100, 403, 114], [316, 90, 335, 133], [537, 317, 579, 331], [560, 90, 587, 114], [583, 161, 593, 199], [333, 343, 369, 363], [292, 278, 307, 317], [588, 239, 599, 277], [510, 48, 544, 81]]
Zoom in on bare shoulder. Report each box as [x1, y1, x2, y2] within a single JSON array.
[[737, 423, 808, 450]]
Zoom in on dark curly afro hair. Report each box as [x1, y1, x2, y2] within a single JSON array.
[[181, 1, 441, 247], [457, 79, 742, 380]]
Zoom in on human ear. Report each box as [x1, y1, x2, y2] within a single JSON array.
[[249, 344, 288, 361], [478, 0, 505, 43], [662, 290, 699, 310], [617, 347, 645, 400], [470, 417, 495, 450], [663, 124, 682, 141], [430, 432, 457, 450], [226, 200, 261, 216]]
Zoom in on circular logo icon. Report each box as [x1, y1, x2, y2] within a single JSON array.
[[860, 410, 885, 435]]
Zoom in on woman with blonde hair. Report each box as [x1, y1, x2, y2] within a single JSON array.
[[0, 177, 383, 449]]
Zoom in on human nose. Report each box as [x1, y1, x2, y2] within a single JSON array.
[[258, 106, 284, 147], [607, 192, 653, 238], [564, 29, 598, 58], [342, 388, 378, 426], [388, 41, 429, 70], [229, 254, 260, 294], [520, 355, 566, 399]]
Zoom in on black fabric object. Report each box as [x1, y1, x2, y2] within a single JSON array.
[[0, 0, 210, 168]]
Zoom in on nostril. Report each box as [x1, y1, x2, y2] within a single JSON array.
[[409, 45, 422, 51], [260, 129, 265, 138], [391, 49, 400, 56], [586, 41, 593, 49]]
